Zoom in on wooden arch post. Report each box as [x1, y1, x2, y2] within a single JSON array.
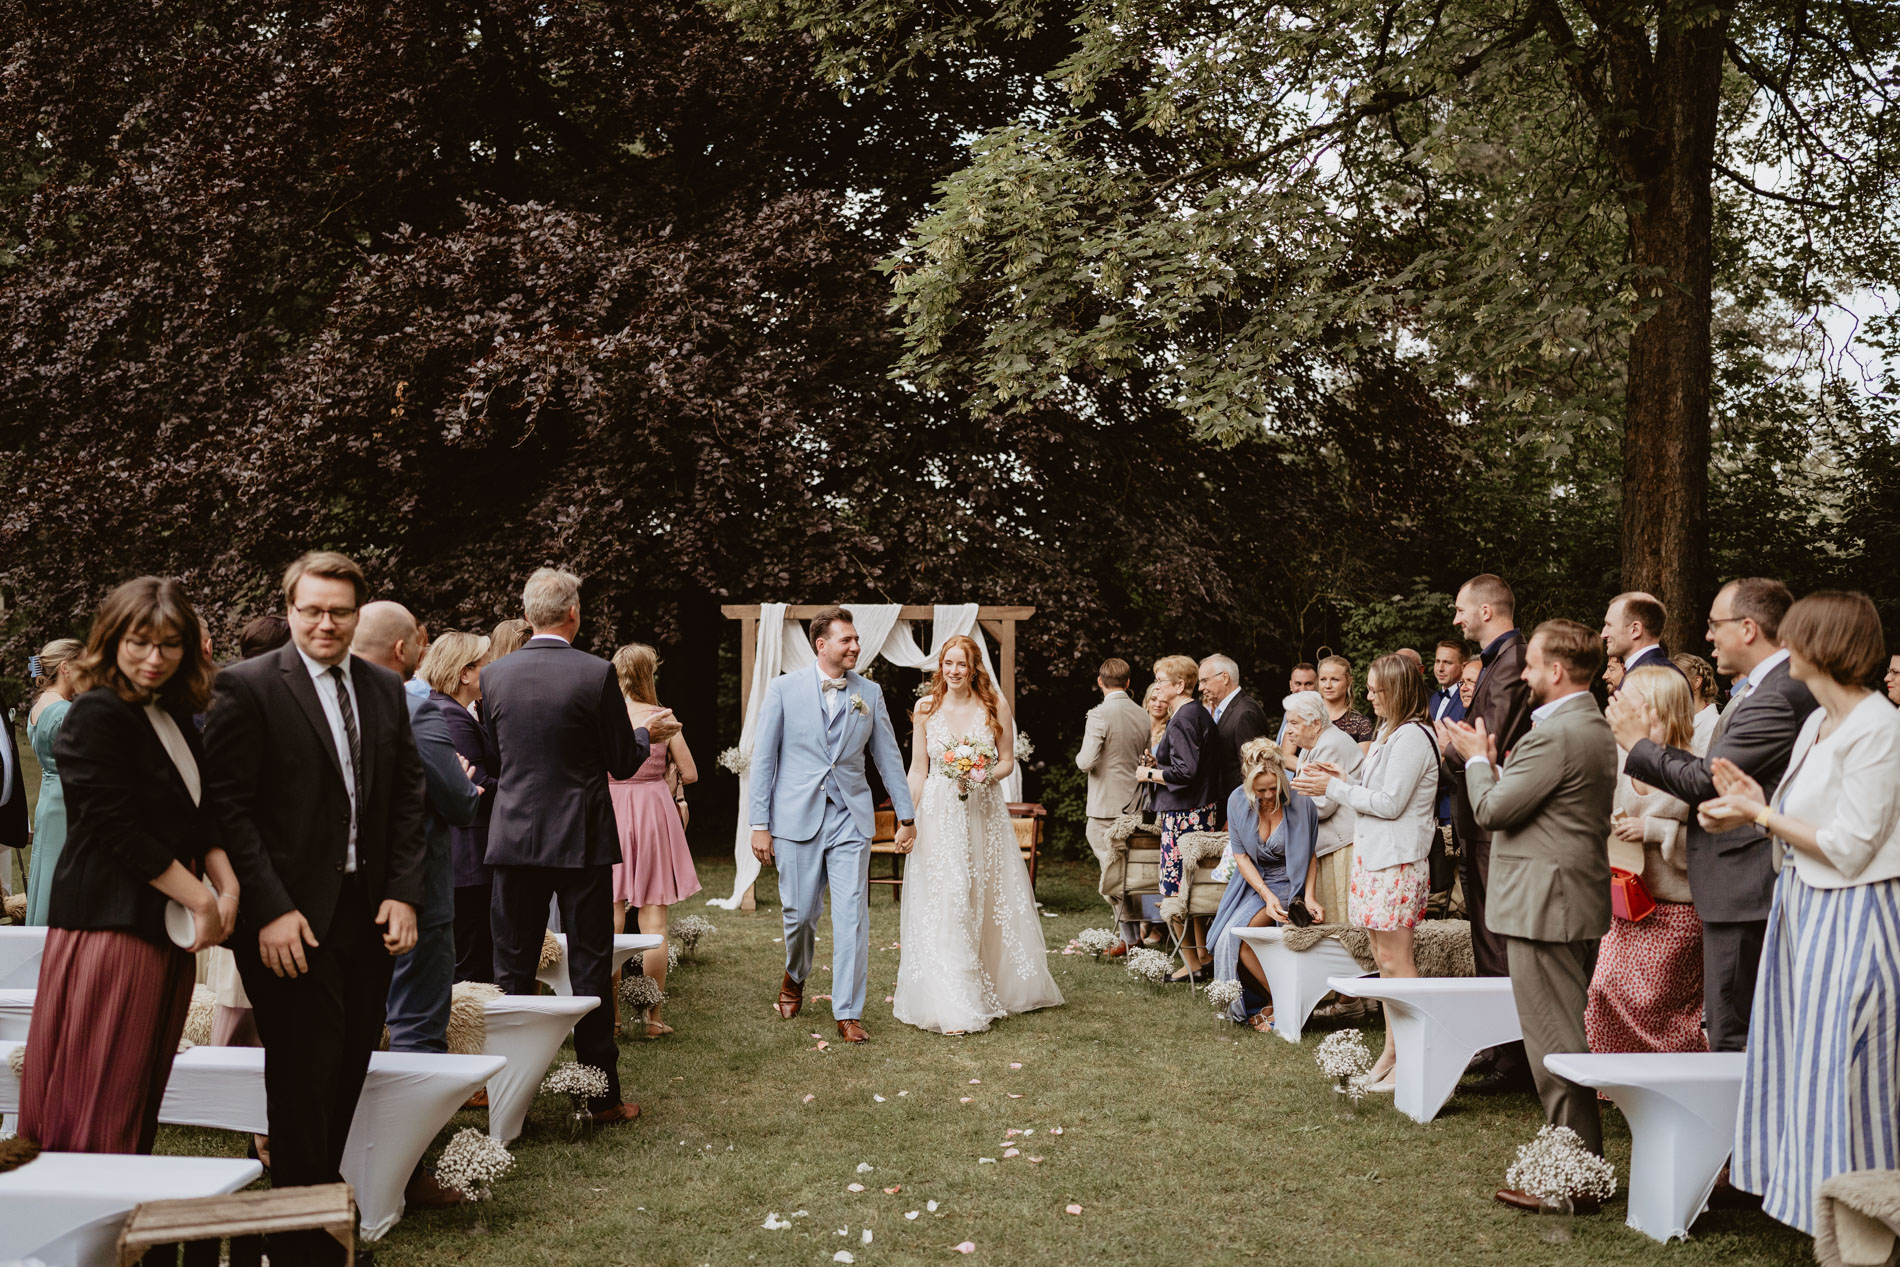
[[720, 604, 1036, 909]]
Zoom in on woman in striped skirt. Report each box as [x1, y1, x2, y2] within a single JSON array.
[[1699, 591, 1900, 1235]]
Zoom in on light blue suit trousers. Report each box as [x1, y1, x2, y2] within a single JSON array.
[[776, 794, 871, 1020]]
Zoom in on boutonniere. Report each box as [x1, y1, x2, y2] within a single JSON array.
[[849, 693, 868, 716]]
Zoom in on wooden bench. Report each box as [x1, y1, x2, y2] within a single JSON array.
[[117, 1183, 355, 1265], [868, 803, 1047, 899]]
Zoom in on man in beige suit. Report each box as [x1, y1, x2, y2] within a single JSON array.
[[1076, 658, 1151, 951], [1440, 618, 1617, 1213]]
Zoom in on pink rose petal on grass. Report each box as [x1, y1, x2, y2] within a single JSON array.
[[884, 1185, 901, 1194], [846, 1183, 865, 1193], [1050, 1127, 1064, 1135], [1027, 1156, 1044, 1164], [959, 1096, 973, 1104], [1007, 1093, 1023, 1099], [1066, 1204, 1083, 1215], [1009, 1062, 1022, 1069], [803, 1094, 816, 1103], [969, 1079, 981, 1085], [1003, 1148, 1020, 1158], [1005, 1129, 1021, 1137], [955, 1242, 975, 1254]]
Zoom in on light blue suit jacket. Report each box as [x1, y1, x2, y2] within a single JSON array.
[[749, 667, 915, 843]]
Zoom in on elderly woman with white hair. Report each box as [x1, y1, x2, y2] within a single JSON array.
[[1208, 739, 1320, 1028], [1281, 689, 1363, 922]]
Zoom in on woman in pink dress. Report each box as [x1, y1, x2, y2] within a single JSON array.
[[609, 643, 700, 1036]]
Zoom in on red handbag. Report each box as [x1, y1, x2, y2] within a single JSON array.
[[1609, 866, 1656, 922]]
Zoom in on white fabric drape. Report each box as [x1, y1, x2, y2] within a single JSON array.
[[711, 604, 1020, 909]]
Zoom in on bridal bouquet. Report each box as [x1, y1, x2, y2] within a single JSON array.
[[938, 735, 1000, 801]]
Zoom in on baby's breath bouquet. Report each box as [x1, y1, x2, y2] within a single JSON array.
[[542, 1061, 610, 1135], [1504, 1125, 1618, 1203], [716, 747, 750, 776], [1314, 1029, 1374, 1100], [672, 914, 716, 958], [435, 1128, 514, 1202], [1072, 928, 1118, 957], [1123, 947, 1174, 985], [1204, 977, 1243, 1017]]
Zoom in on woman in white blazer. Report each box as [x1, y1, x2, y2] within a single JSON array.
[[1292, 655, 1439, 1090], [1700, 591, 1900, 1235]]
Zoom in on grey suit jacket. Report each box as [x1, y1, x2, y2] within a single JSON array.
[[1622, 658, 1816, 923], [1076, 693, 1150, 818], [1467, 692, 1619, 943]]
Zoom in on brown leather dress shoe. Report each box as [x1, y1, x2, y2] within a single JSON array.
[[592, 1102, 642, 1126], [836, 1018, 869, 1043], [1105, 941, 1128, 958], [404, 1167, 467, 1209], [777, 972, 804, 1020], [1495, 1189, 1599, 1215]]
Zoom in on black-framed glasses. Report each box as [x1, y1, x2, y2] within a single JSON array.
[[1707, 616, 1748, 627], [292, 604, 359, 624]]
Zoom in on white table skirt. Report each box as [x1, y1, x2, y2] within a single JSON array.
[[0, 1151, 262, 1267], [1230, 928, 1370, 1042], [0, 988, 37, 1042], [0, 927, 48, 991], [536, 932, 662, 997], [480, 994, 597, 1143], [1327, 975, 1521, 1123], [0, 1040, 503, 1242], [1544, 1051, 1747, 1242]]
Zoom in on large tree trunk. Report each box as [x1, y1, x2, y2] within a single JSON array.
[[1618, 7, 1729, 653]]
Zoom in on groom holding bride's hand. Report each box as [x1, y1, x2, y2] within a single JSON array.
[[750, 607, 914, 1042]]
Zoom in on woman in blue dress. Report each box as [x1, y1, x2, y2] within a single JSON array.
[[1209, 738, 1319, 1029], [25, 639, 82, 926]]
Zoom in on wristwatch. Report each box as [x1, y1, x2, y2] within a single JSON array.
[[898, 818, 915, 827]]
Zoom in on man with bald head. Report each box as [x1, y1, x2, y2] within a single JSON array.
[[355, 602, 478, 1097]]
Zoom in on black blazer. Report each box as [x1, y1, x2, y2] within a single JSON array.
[[203, 643, 427, 940], [433, 690, 496, 888], [1443, 630, 1535, 849], [1, 706, 25, 851], [480, 638, 648, 869], [1211, 690, 1272, 805], [46, 687, 220, 946], [1154, 698, 1221, 813], [1623, 657, 1816, 923]]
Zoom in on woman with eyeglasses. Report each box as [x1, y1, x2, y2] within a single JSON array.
[[20, 578, 238, 1154], [417, 631, 498, 984]]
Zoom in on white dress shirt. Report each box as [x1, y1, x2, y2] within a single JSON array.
[[1211, 690, 1234, 725], [1623, 643, 1668, 673], [1773, 692, 1900, 888], [816, 662, 846, 722], [1736, 648, 1791, 702], [297, 646, 359, 872]]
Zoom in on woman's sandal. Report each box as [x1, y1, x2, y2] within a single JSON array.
[[644, 1020, 674, 1038], [1247, 1009, 1276, 1032]]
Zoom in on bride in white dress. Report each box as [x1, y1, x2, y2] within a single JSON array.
[[892, 635, 1064, 1034]]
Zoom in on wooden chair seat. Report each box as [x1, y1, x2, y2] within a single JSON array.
[[118, 1182, 355, 1265], [867, 803, 1047, 896]]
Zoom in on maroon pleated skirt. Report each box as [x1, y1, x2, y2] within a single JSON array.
[[19, 927, 195, 1154]]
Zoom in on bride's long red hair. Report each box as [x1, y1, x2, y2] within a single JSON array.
[[913, 634, 1004, 737]]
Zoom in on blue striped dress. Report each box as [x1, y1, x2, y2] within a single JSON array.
[[1732, 859, 1900, 1234]]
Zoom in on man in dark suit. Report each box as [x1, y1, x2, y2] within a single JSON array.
[[204, 551, 427, 1265], [1615, 577, 1812, 1052], [1600, 591, 1686, 683], [1198, 654, 1270, 806], [483, 567, 679, 1124], [1442, 574, 1536, 1089]]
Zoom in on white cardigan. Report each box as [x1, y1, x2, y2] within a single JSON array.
[[1324, 721, 1438, 871], [1773, 692, 1900, 888]]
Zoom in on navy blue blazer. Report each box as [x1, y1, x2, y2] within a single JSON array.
[[432, 691, 496, 888], [407, 689, 477, 926], [1154, 699, 1220, 812]]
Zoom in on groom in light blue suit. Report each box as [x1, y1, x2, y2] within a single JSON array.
[[750, 607, 915, 1042]]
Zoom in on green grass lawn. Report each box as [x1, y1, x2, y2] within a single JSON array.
[[149, 856, 1809, 1265]]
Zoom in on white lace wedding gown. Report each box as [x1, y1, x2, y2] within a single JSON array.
[[892, 715, 1064, 1034]]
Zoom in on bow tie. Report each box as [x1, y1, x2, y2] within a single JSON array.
[[821, 678, 848, 692]]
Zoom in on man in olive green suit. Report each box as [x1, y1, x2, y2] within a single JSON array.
[[1440, 618, 1617, 1211]]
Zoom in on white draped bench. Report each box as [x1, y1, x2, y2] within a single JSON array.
[[1230, 927, 1370, 1042], [1543, 1051, 1747, 1243], [0, 1040, 502, 1242], [536, 932, 662, 997], [0, 1151, 263, 1267], [0, 987, 35, 1041], [0, 927, 47, 991], [480, 994, 597, 1142], [1326, 975, 1522, 1123]]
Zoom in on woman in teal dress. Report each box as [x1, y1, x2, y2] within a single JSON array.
[[25, 639, 82, 925]]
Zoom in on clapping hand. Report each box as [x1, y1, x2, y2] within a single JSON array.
[[1437, 717, 1496, 765], [1698, 758, 1768, 832], [1289, 762, 1335, 797], [1605, 692, 1665, 750]]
